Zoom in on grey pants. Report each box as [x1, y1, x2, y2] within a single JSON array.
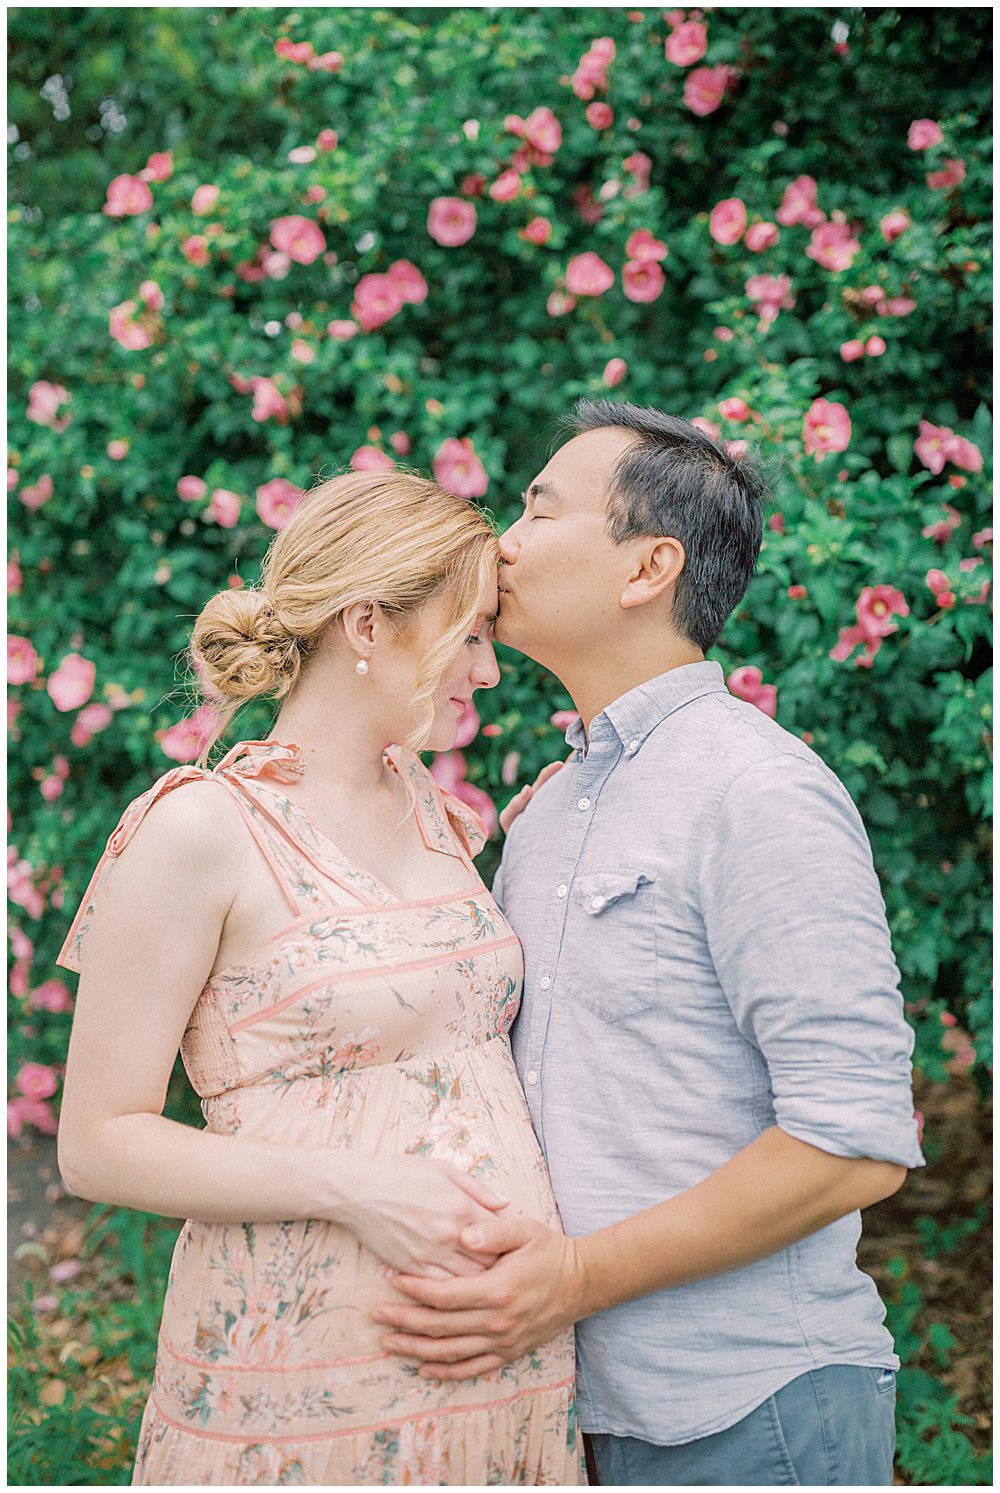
[[586, 1364, 897, 1486]]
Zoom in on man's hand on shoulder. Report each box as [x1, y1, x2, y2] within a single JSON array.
[[372, 1211, 589, 1380]]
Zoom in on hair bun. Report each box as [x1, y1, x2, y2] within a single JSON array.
[[190, 588, 302, 704]]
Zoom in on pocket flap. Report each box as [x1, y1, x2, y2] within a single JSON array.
[[575, 869, 655, 915]]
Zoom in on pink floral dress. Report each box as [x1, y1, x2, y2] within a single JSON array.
[[58, 739, 583, 1486]]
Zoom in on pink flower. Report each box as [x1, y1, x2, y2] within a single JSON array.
[[489, 169, 522, 202], [351, 273, 405, 332], [727, 665, 777, 718], [20, 474, 54, 510], [70, 701, 113, 747], [572, 184, 604, 224], [719, 396, 750, 421], [433, 437, 489, 499], [885, 296, 917, 317], [745, 221, 780, 252], [46, 652, 96, 712], [803, 398, 851, 460], [427, 197, 477, 247], [788, 584, 808, 600], [181, 234, 210, 266], [926, 568, 954, 608], [927, 158, 966, 192], [140, 151, 173, 183], [106, 439, 129, 461], [519, 216, 552, 246], [880, 209, 911, 242], [26, 381, 70, 429], [622, 259, 665, 302], [585, 103, 614, 130], [256, 478, 305, 530], [290, 338, 314, 364], [972, 528, 993, 549], [625, 228, 667, 262], [921, 502, 962, 543], [550, 709, 580, 731], [522, 106, 562, 155], [138, 280, 163, 312], [566, 252, 614, 296], [8, 635, 39, 686], [776, 174, 825, 228], [40, 774, 64, 801], [856, 585, 909, 640], [665, 21, 708, 67], [7, 1097, 57, 1138], [603, 357, 628, 387], [389, 431, 411, 455], [546, 291, 577, 317], [287, 146, 317, 165], [745, 272, 795, 324], [275, 38, 315, 63], [866, 335, 887, 356], [460, 172, 487, 197], [805, 219, 860, 272], [177, 475, 207, 502], [250, 377, 290, 425], [261, 250, 291, 280], [840, 339, 865, 362], [327, 319, 358, 342], [109, 301, 153, 351], [103, 174, 153, 217], [623, 151, 652, 194], [308, 51, 343, 73], [386, 260, 428, 304], [683, 64, 734, 117], [429, 751, 497, 837], [907, 118, 944, 151], [29, 978, 73, 1014], [350, 445, 395, 472], [16, 1062, 58, 1100], [8, 556, 22, 595], [454, 700, 480, 749], [571, 39, 615, 99], [709, 197, 747, 246], [208, 488, 241, 528], [690, 416, 722, 440], [191, 184, 220, 214], [727, 439, 749, 459], [316, 128, 339, 152], [158, 704, 218, 763], [915, 421, 951, 476], [944, 433, 983, 472], [501, 751, 522, 786], [269, 214, 326, 265]]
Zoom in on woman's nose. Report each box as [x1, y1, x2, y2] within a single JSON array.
[[474, 643, 501, 691]]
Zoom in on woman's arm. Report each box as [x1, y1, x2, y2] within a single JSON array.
[[57, 781, 506, 1273]]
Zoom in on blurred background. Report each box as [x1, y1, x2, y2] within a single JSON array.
[[7, 6, 992, 1484]]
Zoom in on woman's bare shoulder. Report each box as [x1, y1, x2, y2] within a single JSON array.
[[118, 775, 248, 883]]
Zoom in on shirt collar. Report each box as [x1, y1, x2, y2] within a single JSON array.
[[565, 660, 727, 756]]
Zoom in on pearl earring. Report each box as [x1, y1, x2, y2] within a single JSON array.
[[355, 658, 369, 676]]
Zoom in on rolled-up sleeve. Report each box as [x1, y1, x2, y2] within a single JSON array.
[[699, 754, 925, 1169]]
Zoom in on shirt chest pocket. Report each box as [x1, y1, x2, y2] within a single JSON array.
[[562, 869, 657, 1022]]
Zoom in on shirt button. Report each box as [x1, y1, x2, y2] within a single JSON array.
[[539, 976, 552, 990], [577, 796, 591, 811], [627, 739, 639, 754], [591, 895, 605, 911], [556, 883, 568, 898], [526, 1070, 539, 1086]]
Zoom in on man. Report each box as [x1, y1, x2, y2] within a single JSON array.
[[373, 401, 924, 1485]]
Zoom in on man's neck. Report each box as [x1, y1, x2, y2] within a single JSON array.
[[557, 639, 706, 739]]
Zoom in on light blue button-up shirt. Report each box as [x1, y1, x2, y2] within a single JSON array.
[[495, 660, 924, 1445]]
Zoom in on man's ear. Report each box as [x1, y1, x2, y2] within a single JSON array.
[[620, 537, 686, 610]]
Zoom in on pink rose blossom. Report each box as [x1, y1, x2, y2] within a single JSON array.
[[622, 259, 665, 302], [572, 38, 615, 99], [427, 197, 477, 247], [316, 128, 339, 152], [709, 197, 747, 246], [109, 301, 153, 350], [501, 751, 522, 786], [603, 357, 628, 387], [433, 437, 489, 499], [8, 467, 19, 491], [27, 381, 70, 429], [138, 280, 163, 312], [927, 158, 966, 191], [879, 209, 910, 242], [71, 701, 113, 747], [350, 446, 395, 473], [181, 234, 210, 267], [926, 569, 954, 608], [623, 151, 652, 194], [158, 704, 218, 763], [690, 416, 722, 441], [565, 252, 614, 296], [429, 752, 498, 838], [744, 221, 780, 252], [274, 39, 315, 63], [7, 1097, 57, 1138], [106, 439, 129, 460], [269, 214, 326, 265], [489, 169, 522, 202], [250, 377, 290, 425], [727, 665, 777, 718], [192, 184, 220, 214], [103, 174, 153, 217], [885, 296, 917, 317], [546, 291, 577, 317], [727, 440, 749, 459], [290, 338, 315, 364], [840, 339, 865, 362], [572, 184, 604, 223], [907, 118, 944, 151], [46, 652, 96, 712], [683, 64, 735, 117], [16, 1062, 59, 1100], [177, 475, 207, 501], [665, 21, 708, 67], [921, 502, 962, 543], [522, 106, 562, 155], [40, 775, 64, 801], [718, 397, 750, 422], [208, 488, 241, 528], [21, 474, 54, 510], [327, 319, 358, 340], [351, 273, 405, 332], [857, 585, 909, 639], [586, 103, 614, 130], [256, 478, 305, 530], [140, 151, 173, 183], [866, 335, 887, 356], [519, 216, 552, 246], [944, 433, 983, 472], [776, 174, 825, 228], [972, 528, 993, 549], [30, 979, 73, 1014], [308, 51, 343, 73], [805, 219, 861, 272], [788, 584, 808, 600], [386, 260, 429, 306], [261, 250, 291, 280], [8, 636, 39, 686], [550, 709, 580, 730], [803, 398, 852, 460], [625, 228, 667, 262], [915, 421, 982, 476], [389, 431, 411, 456], [745, 272, 795, 324]]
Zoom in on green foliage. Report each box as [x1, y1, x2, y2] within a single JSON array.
[[7, 7, 992, 1485]]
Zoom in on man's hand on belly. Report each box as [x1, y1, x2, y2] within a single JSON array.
[[371, 1211, 588, 1380]]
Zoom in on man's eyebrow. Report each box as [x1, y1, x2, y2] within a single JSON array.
[[520, 481, 561, 504]]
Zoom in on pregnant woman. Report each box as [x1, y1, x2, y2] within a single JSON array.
[[55, 471, 582, 1486]]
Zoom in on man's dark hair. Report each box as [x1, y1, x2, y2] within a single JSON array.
[[565, 398, 769, 651]]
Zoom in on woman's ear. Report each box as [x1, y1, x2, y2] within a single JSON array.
[[341, 600, 377, 655]]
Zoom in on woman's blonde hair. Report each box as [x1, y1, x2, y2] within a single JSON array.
[[189, 470, 499, 763]]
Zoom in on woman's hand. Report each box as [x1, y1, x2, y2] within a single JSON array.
[[499, 760, 566, 834], [335, 1154, 511, 1277]]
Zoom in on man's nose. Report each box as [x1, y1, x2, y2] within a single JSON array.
[[498, 521, 520, 565]]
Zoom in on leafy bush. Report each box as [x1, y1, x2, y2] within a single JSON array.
[[7, 7, 992, 1485]]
